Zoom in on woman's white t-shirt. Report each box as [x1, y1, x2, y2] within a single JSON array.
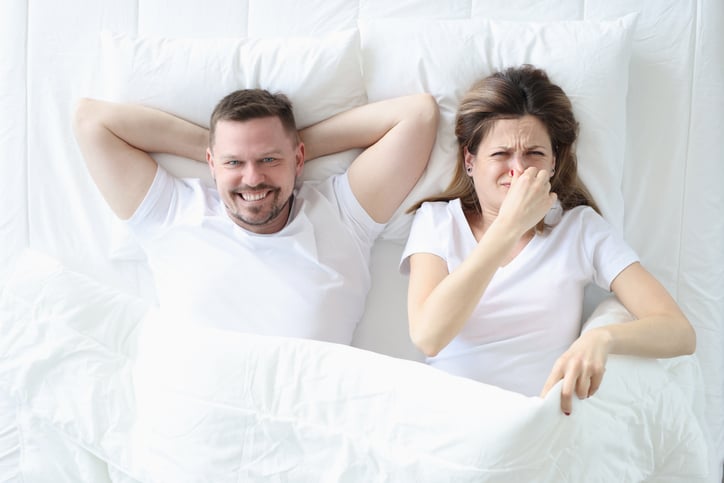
[[400, 199, 638, 396]]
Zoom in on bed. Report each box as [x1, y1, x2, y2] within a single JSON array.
[[1, 0, 722, 481]]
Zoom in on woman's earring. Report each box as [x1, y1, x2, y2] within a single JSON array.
[[466, 166, 473, 175]]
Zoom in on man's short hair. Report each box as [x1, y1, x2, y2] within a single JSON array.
[[209, 89, 298, 148]]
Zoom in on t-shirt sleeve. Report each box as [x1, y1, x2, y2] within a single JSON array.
[[399, 202, 447, 275], [583, 209, 640, 290], [331, 172, 385, 247], [125, 165, 190, 241]]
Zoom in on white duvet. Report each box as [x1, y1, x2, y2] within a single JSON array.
[[0, 250, 711, 482]]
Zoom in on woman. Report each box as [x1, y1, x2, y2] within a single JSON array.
[[401, 65, 695, 414]]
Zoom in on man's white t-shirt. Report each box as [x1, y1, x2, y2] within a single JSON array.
[[400, 199, 639, 396], [127, 166, 384, 345]]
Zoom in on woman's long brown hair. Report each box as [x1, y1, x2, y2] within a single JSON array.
[[408, 65, 599, 229]]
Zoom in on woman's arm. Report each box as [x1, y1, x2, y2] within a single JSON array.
[[73, 98, 208, 219], [541, 262, 695, 414], [407, 219, 521, 356], [605, 262, 695, 356], [300, 94, 439, 224], [407, 168, 556, 356]]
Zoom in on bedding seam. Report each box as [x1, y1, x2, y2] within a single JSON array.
[[16, 402, 26, 483], [23, 0, 29, 247], [675, 0, 699, 301]]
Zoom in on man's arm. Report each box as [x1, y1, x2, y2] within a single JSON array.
[[300, 94, 439, 223], [72, 98, 208, 219]]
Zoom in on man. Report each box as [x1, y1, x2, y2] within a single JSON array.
[[73, 89, 438, 343]]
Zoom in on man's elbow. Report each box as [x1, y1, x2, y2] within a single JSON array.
[[408, 93, 439, 175], [683, 320, 697, 355], [73, 97, 94, 124], [72, 98, 102, 137], [414, 93, 440, 133]]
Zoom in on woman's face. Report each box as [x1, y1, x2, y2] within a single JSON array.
[[465, 115, 555, 214]]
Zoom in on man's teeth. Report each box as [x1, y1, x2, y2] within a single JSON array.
[[241, 192, 267, 201]]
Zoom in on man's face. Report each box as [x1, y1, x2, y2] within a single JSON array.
[[207, 117, 304, 234]]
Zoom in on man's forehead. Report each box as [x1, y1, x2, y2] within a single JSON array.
[[213, 117, 297, 148]]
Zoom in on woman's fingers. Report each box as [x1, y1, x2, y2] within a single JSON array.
[[588, 370, 604, 398], [560, 370, 577, 415], [540, 364, 563, 398], [543, 331, 610, 415], [502, 167, 555, 230], [543, 356, 606, 415], [575, 374, 591, 400]]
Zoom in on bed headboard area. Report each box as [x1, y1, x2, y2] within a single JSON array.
[[1, 0, 722, 480]]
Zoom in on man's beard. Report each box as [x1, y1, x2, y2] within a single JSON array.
[[226, 188, 293, 228]]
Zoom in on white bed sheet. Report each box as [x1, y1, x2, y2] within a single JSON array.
[[0, 250, 711, 482]]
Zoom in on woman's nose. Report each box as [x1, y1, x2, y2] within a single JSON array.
[[509, 153, 526, 173]]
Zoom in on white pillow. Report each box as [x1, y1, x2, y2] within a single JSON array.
[[97, 29, 367, 260], [360, 15, 637, 241], [99, 29, 365, 133]]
